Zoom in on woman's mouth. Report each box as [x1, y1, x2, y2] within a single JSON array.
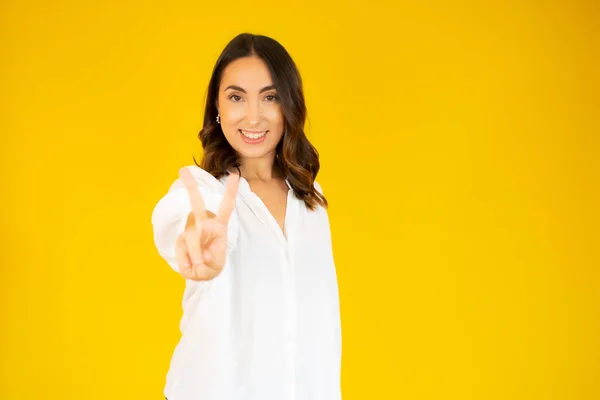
[[239, 129, 268, 144]]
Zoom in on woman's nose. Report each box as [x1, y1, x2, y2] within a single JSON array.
[[246, 100, 261, 125]]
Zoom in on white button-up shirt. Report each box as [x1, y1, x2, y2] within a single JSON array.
[[152, 165, 342, 400]]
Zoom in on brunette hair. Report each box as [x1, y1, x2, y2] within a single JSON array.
[[194, 33, 327, 210]]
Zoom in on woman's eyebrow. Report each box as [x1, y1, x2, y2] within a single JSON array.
[[224, 85, 276, 93]]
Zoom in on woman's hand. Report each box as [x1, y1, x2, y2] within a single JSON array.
[[175, 168, 240, 281]]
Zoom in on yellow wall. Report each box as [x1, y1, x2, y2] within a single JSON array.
[[1, 0, 598, 398]]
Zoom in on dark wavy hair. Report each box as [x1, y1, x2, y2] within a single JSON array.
[[193, 33, 327, 210]]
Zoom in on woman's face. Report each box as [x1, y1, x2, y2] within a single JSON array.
[[217, 56, 285, 161]]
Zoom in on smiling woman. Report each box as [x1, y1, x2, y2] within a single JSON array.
[[151, 33, 341, 400], [197, 33, 327, 211]]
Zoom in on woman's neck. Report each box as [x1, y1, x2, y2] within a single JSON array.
[[237, 154, 284, 182]]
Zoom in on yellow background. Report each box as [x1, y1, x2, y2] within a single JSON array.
[[1, 0, 598, 399]]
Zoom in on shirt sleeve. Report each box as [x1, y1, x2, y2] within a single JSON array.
[[151, 165, 240, 274]]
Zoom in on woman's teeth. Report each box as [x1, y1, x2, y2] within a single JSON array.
[[241, 130, 267, 139]]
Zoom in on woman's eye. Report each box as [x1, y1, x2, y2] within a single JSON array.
[[265, 95, 278, 102], [229, 94, 242, 102]]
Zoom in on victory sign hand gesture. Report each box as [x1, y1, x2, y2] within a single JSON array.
[[175, 168, 240, 281]]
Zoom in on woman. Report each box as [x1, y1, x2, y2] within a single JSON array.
[[152, 33, 341, 400]]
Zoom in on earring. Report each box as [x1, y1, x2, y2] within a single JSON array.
[[216, 114, 220, 124]]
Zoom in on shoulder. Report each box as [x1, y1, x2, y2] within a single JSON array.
[[311, 180, 329, 213], [313, 180, 324, 195]]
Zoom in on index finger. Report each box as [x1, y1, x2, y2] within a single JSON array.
[[180, 168, 208, 223], [216, 172, 240, 224]]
